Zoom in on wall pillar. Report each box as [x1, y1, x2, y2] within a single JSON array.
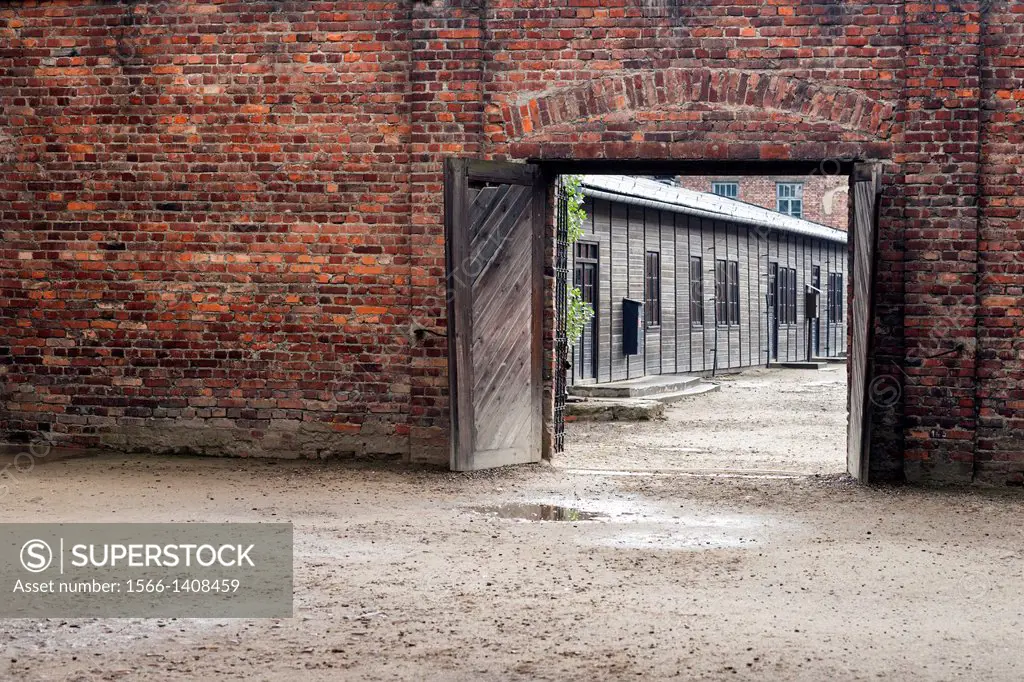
[[407, 0, 486, 464], [897, 2, 984, 484], [974, 0, 1024, 485]]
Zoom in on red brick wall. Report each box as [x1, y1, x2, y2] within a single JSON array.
[[977, 0, 1024, 485], [1, 0, 1021, 485], [0, 1, 417, 460], [675, 176, 849, 231]]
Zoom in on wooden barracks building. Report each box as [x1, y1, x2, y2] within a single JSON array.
[[570, 176, 847, 385]]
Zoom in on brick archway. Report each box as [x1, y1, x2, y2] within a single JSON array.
[[479, 69, 897, 479], [494, 69, 894, 160]]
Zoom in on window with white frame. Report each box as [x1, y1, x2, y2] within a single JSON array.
[[711, 181, 738, 199], [776, 182, 804, 218]]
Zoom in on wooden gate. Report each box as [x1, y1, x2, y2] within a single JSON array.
[[444, 159, 545, 471], [847, 163, 883, 482]]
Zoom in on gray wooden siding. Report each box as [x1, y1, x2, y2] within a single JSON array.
[[571, 196, 847, 385], [660, 210, 677, 375]]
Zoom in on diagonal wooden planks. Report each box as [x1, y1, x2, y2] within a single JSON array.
[[445, 158, 544, 471], [470, 188, 534, 453]]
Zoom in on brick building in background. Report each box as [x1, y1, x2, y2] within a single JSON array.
[[676, 175, 850, 231], [1, 1, 1023, 486]]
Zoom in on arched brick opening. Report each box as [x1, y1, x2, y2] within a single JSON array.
[[498, 69, 895, 155], [468, 76, 896, 478]]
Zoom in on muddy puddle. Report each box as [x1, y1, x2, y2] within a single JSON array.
[[466, 501, 782, 550], [466, 503, 606, 521]]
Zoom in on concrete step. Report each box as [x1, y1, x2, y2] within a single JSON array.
[[566, 398, 664, 422], [655, 383, 721, 404], [569, 374, 701, 399], [812, 356, 847, 365], [778, 361, 829, 370]]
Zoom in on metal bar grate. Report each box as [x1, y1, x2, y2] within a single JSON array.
[[554, 176, 569, 454]]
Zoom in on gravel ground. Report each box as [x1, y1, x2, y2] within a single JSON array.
[[1, 368, 1022, 682], [564, 367, 848, 475]]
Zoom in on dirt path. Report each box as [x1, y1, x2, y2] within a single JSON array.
[[563, 367, 848, 475], [0, 449, 1022, 681]]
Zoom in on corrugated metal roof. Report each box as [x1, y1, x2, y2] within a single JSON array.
[[580, 175, 848, 244]]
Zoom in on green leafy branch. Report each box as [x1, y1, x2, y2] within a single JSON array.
[[564, 174, 587, 244], [563, 175, 595, 347]]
